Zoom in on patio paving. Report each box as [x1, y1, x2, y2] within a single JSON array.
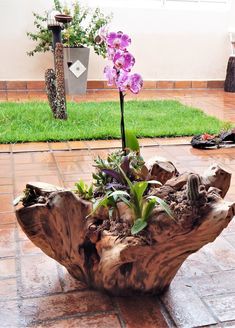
[[1, 143, 235, 327], [1, 89, 235, 327]]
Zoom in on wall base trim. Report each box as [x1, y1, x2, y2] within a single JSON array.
[[0, 80, 224, 91]]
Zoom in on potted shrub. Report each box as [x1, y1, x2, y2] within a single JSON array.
[[27, 0, 112, 94]]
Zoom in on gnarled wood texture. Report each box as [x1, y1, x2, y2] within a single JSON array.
[[16, 162, 235, 295], [147, 159, 179, 184]]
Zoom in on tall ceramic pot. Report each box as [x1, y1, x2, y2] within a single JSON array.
[[63, 47, 90, 95]]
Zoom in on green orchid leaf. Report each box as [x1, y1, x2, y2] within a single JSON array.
[[80, 180, 85, 189], [148, 196, 175, 220], [75, 180, 93, 200], [89, 190, 130, 216], [119, 166, 146, 218], [132, 181, 148, 204], [142, 198, 157, 221], [74, 182, 82, 194], [88, 185, 93, 197], [117, 194, 131, 208], [110, 190, 130, 198], [131, 218, 147, 235], [132, 181, 148, 218], [125, 130, 140, 153], [92, 196, 110, 212]]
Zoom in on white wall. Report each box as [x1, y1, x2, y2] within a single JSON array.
[[0, 0, 234, 81]]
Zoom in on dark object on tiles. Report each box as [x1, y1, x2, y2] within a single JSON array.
[[224, 56, 235, 93], [191, 129, 235, 149]]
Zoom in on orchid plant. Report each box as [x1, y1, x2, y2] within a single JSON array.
[[101, 30, 143, 152], [88, 30, 173, 235]]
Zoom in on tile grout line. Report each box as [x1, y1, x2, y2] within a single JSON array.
[[0, 274, 17, 281], [30, 151, 35, 164], [0, 222, 17, 228], [111, 298, 126, 328], [0, 286, 112, 301], [48, 142, 53, 153], [50, 149, 66, 188], [11, 151, 23, 328], [2, 272, 235, 303], [41, 147, 67, 181], [190, 283, 221, 325], [157, 297, 177, 327], [22, 309, 118, 327], [0, 140, 193, 154], [0, 143, 190, 155], [66, 140, 72, 151]]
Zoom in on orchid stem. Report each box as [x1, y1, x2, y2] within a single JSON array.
[[119, 90, 126, 154]]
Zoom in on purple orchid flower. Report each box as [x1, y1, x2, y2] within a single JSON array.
[[104, 65, 117, 86], [116, 71, 143, 94], [106, 32, 131, 50], [116, 71, 130, 92], [128, 73, 143, 94], [113, 51, 135, 72]]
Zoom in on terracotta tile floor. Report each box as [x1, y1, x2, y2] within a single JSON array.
[[1, 90, 235, 327], [0, 145, 235, 327]]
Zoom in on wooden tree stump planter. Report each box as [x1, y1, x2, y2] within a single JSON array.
[[15, 161, 235, 295]]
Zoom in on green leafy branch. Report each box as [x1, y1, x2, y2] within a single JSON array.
[[27, 0, 112, 57]]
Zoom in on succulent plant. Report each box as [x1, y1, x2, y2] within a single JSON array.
[[186, 174, 200, 205]]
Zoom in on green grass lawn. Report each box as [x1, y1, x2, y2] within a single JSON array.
[[0, 100, 231, 143]]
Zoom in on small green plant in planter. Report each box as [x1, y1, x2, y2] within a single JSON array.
[[74, 180, 93, 200], [27, 0, 112, 57]]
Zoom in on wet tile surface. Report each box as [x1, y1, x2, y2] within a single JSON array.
[[20, 255, 62, 298], [1, 89, 235, 327], [0, 300, 19, 327], [161, 277, 218, 328], [0, 258, 16, 279], [20, 291, 113, 324], [116, 296, 169, 328], [0, 143, 233, 327], [27, 314, 121, 328]]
